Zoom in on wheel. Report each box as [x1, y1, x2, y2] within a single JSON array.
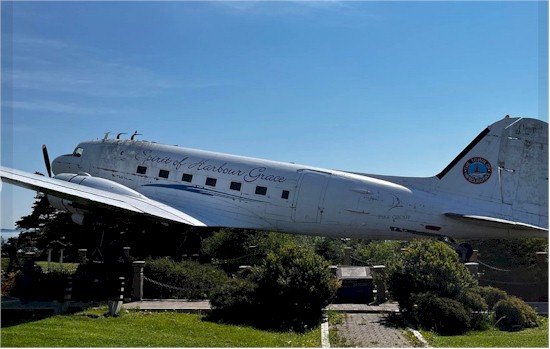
[[456, 242, 474, 263]]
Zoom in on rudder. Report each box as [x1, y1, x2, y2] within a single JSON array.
[[436, 116, 548, 229]]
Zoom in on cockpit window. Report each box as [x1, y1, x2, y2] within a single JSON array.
[[72, 147, 84, 157]]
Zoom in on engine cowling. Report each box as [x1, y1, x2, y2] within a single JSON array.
[[48, 173, 143, 224]]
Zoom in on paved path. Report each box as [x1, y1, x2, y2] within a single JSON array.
[[333, 313, 413, 348], [125, 299, 211, 313]]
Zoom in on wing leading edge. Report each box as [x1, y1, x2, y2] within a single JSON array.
[[0, 166, 206, 227]]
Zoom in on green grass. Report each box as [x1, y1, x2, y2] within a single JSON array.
[[35, 261, 79, 273], [421, 316, 548, 348], [1, 307, 321, 347]]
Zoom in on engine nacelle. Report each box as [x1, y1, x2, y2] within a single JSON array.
[[47, 173, 143, 224]]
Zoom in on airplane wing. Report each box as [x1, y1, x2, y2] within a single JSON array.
[[0, 166, 206, 227], [444, 212, 548, 233]]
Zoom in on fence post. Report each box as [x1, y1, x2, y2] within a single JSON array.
[[536, 252, 547, 268], [108, 277, 125, 316], [465, 262, 479, 277], [58, 275, 72, 314], [131, 261, 145, 301], [59, 248, 65, 265], [343, 247, 352, 266], [372, 265, 387, 303], [47, 248, 53, 272], [78, 249, 87, 264]]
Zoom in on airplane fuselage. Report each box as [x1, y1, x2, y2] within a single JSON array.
[[51, 137, 537, 240]]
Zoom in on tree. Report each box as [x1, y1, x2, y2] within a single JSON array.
[[13, 193, 212, 262]]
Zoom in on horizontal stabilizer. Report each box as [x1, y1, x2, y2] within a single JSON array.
[[444, 212, 548, 233]]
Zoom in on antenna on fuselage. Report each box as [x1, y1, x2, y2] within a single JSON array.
[[103, 132, 111, 140], [116, 133, 127, 139], [131, 131, 142, 141]]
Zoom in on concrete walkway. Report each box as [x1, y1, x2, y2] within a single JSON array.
[[333, 313, 414, 348], [125, 299, 211, 313], [327, 303, 415, 348]]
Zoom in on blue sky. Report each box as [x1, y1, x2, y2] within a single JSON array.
[[1, 1, 548, 230]]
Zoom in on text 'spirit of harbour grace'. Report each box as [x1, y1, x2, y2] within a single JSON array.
[[135, 150, 286, 183]]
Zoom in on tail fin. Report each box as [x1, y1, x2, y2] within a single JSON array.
[[436, 116, 548, 229]]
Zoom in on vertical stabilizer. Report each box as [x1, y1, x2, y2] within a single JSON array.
[[436, 116, 548, 229]]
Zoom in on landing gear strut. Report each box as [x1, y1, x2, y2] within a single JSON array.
[[439, 237, 473, 263]]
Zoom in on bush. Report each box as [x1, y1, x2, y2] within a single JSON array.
[[457, 289, 490, 330], [210, 243, 339, 332], [144, 258, 229, 299], [388, 240, 477, 311], [251, 244, 339, 331], [414, 293, 471, 335], [210, 277, 258, 324], [477, 286, 508, 309], [494, 296, 538, 331], [354, 240, 405, 266], [1, 271, 21, 296]]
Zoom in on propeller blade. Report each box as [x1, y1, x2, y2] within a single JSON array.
[[42, 144, 52, 177]]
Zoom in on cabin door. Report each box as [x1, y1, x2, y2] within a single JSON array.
[[293, 171, 330, 223]]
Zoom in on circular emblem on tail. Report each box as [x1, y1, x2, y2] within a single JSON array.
[[463, 157, 492, 184]]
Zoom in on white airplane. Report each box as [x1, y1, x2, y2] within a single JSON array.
[[1, 116, 548, 260]]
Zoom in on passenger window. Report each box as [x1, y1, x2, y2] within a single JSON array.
[[230, 182, 242, 191], [136, 166, 147, 175], [159, 169, 169, 178], [281, 190, 290, 199], [206, 177, 217, 187], [181, 173, 193, 182], [255, 186, 267, 195]]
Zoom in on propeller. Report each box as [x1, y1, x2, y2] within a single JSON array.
[[42, 144, 52, 177]]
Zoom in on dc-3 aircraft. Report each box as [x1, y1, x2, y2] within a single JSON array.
[[1, 116, 548, 261]]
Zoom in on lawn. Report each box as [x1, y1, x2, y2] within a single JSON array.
[[1, 306, 321, 347], [421, 317, 548, 348], [35, 261, 79, 273]]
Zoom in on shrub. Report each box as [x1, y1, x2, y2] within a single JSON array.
[[210, 243, 339, 332], [494, 296, 538, 331], [414, 293, 471, 335], [457, 289, 490, 330], [34, 269, 73, 300], [210, 277, 258, 324], [457, 289, 488, 312], [1, 271, 21, 296], [388, 240, 478, 311], [477, 286, 508, 309], [251, 243, 339, 331], [144, 258, 229, 299]]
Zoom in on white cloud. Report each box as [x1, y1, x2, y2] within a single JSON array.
[[7, 35, 222, 98], [5, 100, 121, 115]]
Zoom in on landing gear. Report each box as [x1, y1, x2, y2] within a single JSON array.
[[438, 237, 474, 263], [456, 242, 474, 263]]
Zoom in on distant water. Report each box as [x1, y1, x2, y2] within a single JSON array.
[[0, 228, 22, 238]]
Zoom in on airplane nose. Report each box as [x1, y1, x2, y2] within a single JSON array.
[[52, 155, 76, 175]]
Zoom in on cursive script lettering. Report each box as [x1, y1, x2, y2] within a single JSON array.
[[244, 167, 286, 183], [134, 150, 286, 183]]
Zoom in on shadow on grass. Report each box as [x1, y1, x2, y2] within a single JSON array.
[[1, 309, 57, 328], [1, 303, 94, 328], [203, 312, 322, 334]]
